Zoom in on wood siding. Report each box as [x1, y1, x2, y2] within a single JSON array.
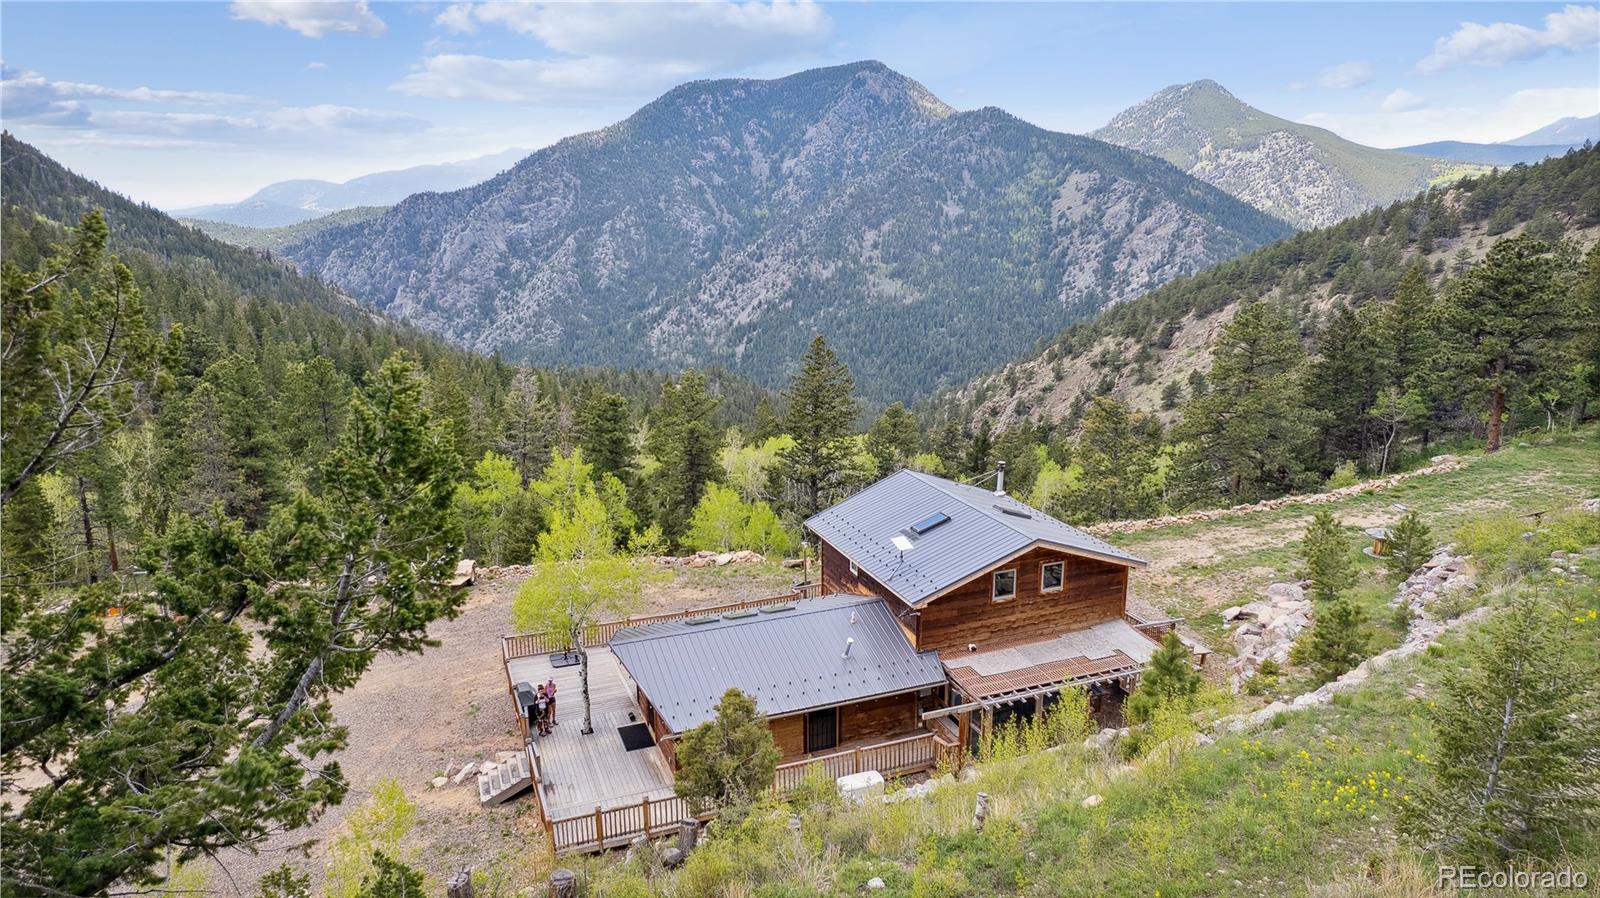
[[840, 691, 920, 744], [915, 548, 1128, 655], [819, 540, 892, 599], [767, 690, 924, 761]]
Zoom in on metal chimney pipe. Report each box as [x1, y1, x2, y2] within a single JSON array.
[[842, 637, 855, 658], [995, 460, 1007, 496]]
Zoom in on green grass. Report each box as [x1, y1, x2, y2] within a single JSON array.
[[581, 543, 1600, 897]]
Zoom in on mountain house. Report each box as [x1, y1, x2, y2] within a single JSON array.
[[500, 467, 1190, 852]]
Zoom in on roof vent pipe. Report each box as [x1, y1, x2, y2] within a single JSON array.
[[994, 460, 1007, 496], [842, 637, 855, 658], [849, 609, 858, 625]]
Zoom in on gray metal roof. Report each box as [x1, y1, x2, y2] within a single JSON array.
[[804, 469, 1147, 607], [609, 594, 945, 733]]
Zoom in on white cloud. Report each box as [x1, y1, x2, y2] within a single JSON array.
[[404, 1, 832, 102], [1301, 84, 1600, 146], [307, 61, 329, 70], [1418, 4, 1600, 73], [1311, 60, 1372, 90], [1380, 88, 1427, 113], [3, 65, 422, 144], [229, 0, 386, 38]]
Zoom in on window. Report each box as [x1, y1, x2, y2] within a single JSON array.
[[848, 560, 859, 577], [992, 568, 1017, 601], [1041, 560, 1064, 593]]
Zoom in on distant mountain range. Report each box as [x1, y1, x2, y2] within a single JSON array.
[[1396, 113, 1598, 166], [181, 206, 389, 252], [1090, 80, 1477, 229], [172, 148, 527, 228], [1505, 113, 1599, 146], [282, 61, 1289, 403]]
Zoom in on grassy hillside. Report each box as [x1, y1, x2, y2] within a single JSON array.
[[181, 205, 388, 252], [569, 432, 1600, 897], [928, 145, 1600, 433]]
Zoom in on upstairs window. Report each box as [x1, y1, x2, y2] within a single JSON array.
[[992, 569, 1017, 602], [1041, 560, 1064, 593]]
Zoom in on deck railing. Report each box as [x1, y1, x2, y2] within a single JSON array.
[[1123, 610, 1182, 638], [538, 730, 953, 854], [772, 731, 945, 793], [503, 589, 807, 660]]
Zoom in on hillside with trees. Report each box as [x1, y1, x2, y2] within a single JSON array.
[[919, 146, 1597, 514]]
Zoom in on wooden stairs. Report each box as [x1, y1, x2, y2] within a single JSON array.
[[477, 749, 532, 806]]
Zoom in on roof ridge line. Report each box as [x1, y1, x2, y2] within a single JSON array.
[[911, 469, 1037, 542], [610, 594, 877, 645]]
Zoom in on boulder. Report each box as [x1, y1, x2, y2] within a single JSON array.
[[1081, 794, 1104, 809], [431, 776, 448, 790], [867, 878, 886, 890], [1265, 582, 1305, 604], [661, 848, 686, 868], [1221, 605, 1243, 622], [451, 762, 478, 785]]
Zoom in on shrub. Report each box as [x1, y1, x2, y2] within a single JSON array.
[[1324, 461, 1360, 490], [1301, 509, 1356, 603], [674, 688, 780, 811], [1384, 510, 1434, 582], [1302, 596, 1368, 683], [1124, 631, 1201, 724]]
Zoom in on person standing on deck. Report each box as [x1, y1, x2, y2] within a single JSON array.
[[545, 677, 558, 725]]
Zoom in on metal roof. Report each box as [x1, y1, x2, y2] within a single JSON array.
[[803, 469, 1147, 606], [609, 594, 945, 733]]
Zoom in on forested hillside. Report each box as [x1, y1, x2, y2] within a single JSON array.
[[181, 206, 389, 252], [284, 61, 1289, 403], [898, 146, 1599, 522]]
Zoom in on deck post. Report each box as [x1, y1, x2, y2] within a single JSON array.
[[957, 710, 971, 758], [1034, 693, 1045, 719], [641, 797, 652, 835], [853, 746, 864, 775], [593, 806, 604, 848]]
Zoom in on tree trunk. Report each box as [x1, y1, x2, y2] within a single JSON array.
[[76, 476, 98, 584], [105, 521, 120, 573], [1485, 388, 1506, 453], [575, 626, 594, 735]]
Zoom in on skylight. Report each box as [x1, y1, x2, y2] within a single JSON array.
[[909, 512, 951, 535]]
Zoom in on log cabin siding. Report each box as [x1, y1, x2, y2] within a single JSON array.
[[820, 540, 893, 599], [770, 713, 807, 758], [839, 691, 920, 744], [915, 548, 1128, 656]]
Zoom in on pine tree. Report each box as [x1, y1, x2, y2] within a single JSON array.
[[1123, 631, 1201, 724], [203, 353, 286, 527], [1, 211, 155, 506], [577, 391, 635, 484], [645, 371, 723, 544], [1303, 304, 1384, 464], [1385, 510, 1434, 582], [1437, 236, 1573, 452], [1380, 263, 1436, 391], [749, 396, 783, 444], [497, 367, 556, 486], [1174, 300, 1320, 501], [1402, 596, 1599, 861], [1071, 396, 1157, 522], [775, 335, 861, 518], [865, 401, 919, 473], [674, 688, 781, 811], [1302, 595, 1366, 683], [1300, 509, 1355, 603]]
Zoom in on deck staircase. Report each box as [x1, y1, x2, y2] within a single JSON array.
[[477, 749, 533, 806]]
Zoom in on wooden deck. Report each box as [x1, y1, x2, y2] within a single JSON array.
[[506, 648, 676, 820]]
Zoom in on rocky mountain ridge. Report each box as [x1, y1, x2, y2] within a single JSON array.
[[1091, 80, 1476, 229], [283, 61, 1289, 404]]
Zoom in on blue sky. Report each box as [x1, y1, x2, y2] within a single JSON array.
[[3, 1, 1597, 208]]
